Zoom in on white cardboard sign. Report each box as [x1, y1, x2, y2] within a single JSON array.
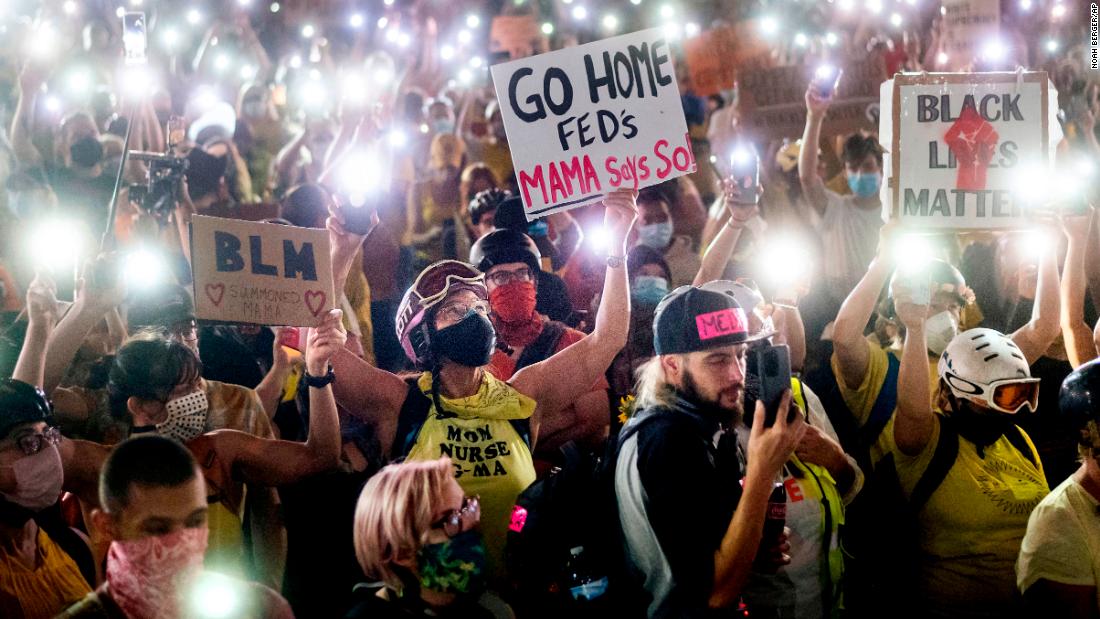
[[490, 28, 695, 220], [883, 72, 1060, 230]]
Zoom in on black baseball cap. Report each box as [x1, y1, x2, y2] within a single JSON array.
[[653, 286, 761, 355], [0, 379, 52, 439]]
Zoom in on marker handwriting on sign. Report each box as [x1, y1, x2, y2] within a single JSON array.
[[696, 308, 747, 341], [518, 132, 695, 209], [214, 231, 319, 281], [916, 94, 1024, 123], [507, 39, 672, 153]]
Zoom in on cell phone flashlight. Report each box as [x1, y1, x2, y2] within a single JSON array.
[[811, 65, 842, 99], [896, 268, 932, 306], [729, 146, 761, 205], [122, 12, 148, 65], [752, 344, 793, 427]]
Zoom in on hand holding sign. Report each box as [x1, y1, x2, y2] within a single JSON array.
[[305, 309, 346, 376], [602, 188, 638, 255]]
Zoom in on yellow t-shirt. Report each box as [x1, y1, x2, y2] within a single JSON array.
[[405, 372, 537, 578], [895, 417, 1049, 618], [0, 528, 91, 619], [830, 339, 941, 466]]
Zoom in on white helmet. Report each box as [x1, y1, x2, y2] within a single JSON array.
[[698, 280, 773, 337], [937, 328, 1039, 414]]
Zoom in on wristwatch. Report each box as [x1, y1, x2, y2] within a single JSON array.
[[303, 365, 336, 388], [606, 255, 625, 269]]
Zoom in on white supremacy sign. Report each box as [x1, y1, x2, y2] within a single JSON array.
[[490, 28, 695, 220], [883, 72, 1060, 229]]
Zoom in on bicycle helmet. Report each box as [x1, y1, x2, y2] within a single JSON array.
[[938, 328, 1038, 414]]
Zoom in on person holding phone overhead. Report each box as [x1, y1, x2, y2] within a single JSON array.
[[798, 74, 885, 307], [892, 278, 1049, 618], [614, 284, 806, 618]]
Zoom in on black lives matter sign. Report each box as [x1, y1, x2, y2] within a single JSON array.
[[888, 72, 1053, 230]]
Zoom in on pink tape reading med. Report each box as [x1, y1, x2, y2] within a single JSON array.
[[695, 308, 748, 341]]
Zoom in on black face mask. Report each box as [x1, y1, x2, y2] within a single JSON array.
[[948, 396, 1014, 454], [432, 311, 496, 367], [69, 135, 104, 169]]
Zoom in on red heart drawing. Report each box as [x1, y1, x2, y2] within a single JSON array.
[[205, 284, 225, 307], [304, 290, 326, 317]]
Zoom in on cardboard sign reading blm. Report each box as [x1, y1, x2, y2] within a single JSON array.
[[490, 28, 694, 220], [886, 72, 1054, 230], [190, 216, 335, 326]]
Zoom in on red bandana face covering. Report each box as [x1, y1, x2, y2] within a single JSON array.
[[489, 281, 543, 348], [106, 526, 209, 619]]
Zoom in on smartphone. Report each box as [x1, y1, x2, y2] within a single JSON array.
[[896, 268, 932, 306], [752, 344, 792, 427], [338, 200, 379, 235], [727, 147, 761, 205], [278, 327, 304, 352], [122, 12, 148, 65], [811, 65, 843, 100]]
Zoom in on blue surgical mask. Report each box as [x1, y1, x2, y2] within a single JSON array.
[[632, 275, 669, 306], [847, 172, 881, 198], [432, 118, 456, 134], [637, 221, 673, 249], [527, 220, 549, 238]]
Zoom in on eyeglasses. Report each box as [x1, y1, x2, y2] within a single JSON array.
[[431, 496, 480, 538], [487, 266, 533, 287], [436, 300, 490, 324], [8, 426, 61, 457], [944, 374, 1041, 414]]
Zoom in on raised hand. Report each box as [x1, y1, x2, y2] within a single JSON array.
[[721, 178, 761, 226], [305, 309, 347, 375], [747, 390, 807, 482], [602, 188, 639, 254], [26, 272, 60, 329], [804, 86, 832, 117]]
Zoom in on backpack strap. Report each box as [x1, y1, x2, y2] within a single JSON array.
[[859, 352, 901, 449], [392, 377, 534, 460], [393, 379, 433, 460], [908, 415, 959, 514], [514, 321, 568, 372]]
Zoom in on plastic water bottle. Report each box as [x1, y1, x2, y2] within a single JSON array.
[[565, 546, 609, 603]]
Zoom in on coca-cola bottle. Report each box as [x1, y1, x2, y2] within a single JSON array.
[[755, 480, 787, 573]]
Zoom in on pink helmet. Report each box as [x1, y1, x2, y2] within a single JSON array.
[[396, 260, 488, 366]]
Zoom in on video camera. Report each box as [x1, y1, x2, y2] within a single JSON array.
[[128, 150, 189, 215], [127, 116, 188, 216]]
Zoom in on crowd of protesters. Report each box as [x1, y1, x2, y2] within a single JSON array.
[[0, 0, 1099, 618]]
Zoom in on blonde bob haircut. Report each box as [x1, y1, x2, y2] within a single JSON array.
[[353, 457, 454, 591]]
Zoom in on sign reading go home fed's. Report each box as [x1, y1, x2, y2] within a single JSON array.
[[881, 72, 1062, 230], [491, 28, 695, 220]]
